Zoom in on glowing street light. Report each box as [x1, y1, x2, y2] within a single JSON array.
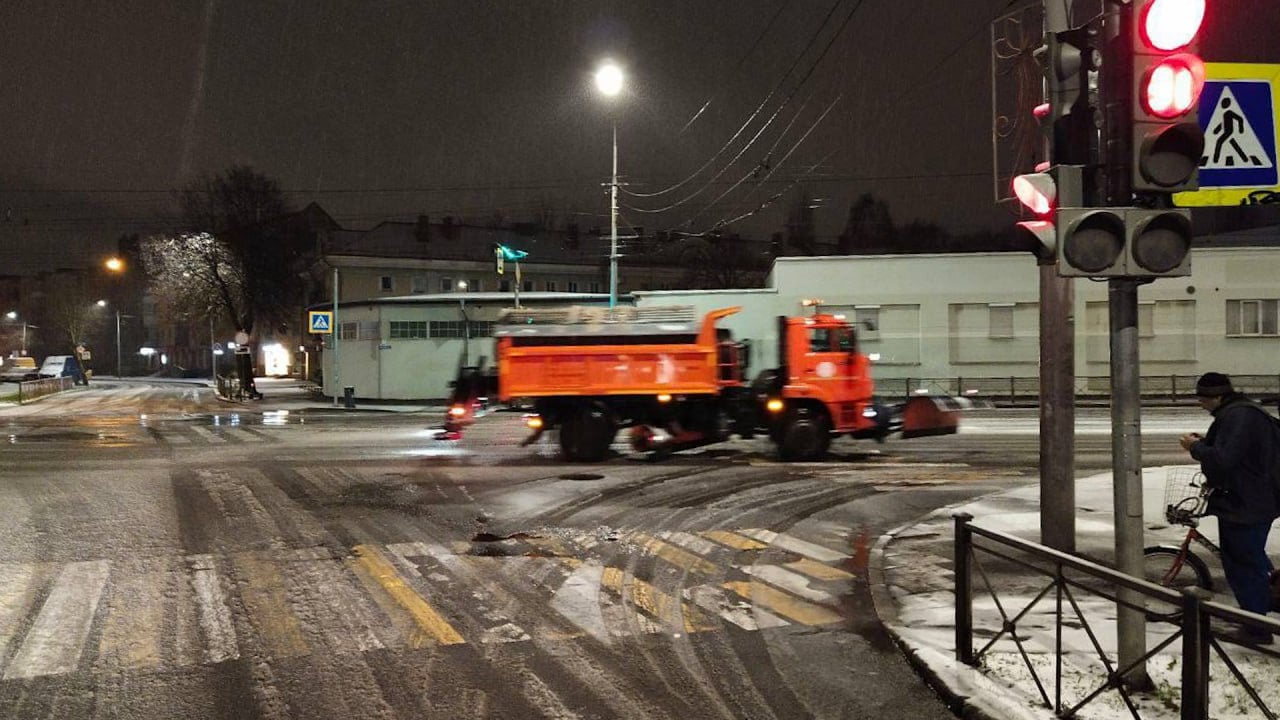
[[595, 60, 625, 308], [104, 257, 125, 273]]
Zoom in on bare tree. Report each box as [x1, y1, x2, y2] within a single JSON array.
[[144, 166, 308, 335]]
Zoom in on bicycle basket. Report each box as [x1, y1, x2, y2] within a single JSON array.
[[1163, 467, 1207, 521]]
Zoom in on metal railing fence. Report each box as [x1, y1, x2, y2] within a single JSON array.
[[16, 376, 75, 404], [892, 375, 1280, 406], [954, 513, 1280, 719]]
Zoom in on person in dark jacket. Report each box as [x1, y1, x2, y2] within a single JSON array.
[[1180, 372, 1280, 644]]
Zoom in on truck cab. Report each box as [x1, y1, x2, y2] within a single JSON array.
[[755, 310, 958, 460]]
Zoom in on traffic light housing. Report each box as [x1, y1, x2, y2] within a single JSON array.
[[1056, 207, 1191, 277], [1131, 0, 1207, 193], [1046, 25, 1099, 166]]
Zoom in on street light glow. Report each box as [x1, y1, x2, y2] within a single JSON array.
[[97, 299, 107, 307], [595, 62, 624, 97], [104, 257, 124, 272]]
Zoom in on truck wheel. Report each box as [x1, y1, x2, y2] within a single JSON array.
[[560, 405, 613, 462], [779, 407, 831, 461]]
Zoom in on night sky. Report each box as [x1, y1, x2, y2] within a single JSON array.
[[2, 1, 1276, 273]]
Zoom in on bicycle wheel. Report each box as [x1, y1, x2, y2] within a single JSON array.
[[1143, 546, 1213, 589]]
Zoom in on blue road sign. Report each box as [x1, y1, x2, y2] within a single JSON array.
[[1198, 79, 1278, 189], [309, 311, 333, 334]]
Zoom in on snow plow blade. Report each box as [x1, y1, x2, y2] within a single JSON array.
[[897, 396, 963, 438]]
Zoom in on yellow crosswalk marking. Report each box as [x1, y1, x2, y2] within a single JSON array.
[[231, 553, 310, 658], [785, 557, 854, 581], [601, 567, 716, 632], [701, 530, 768, 551], [722, 580, 842, 626], [97, 569, 167, 671], [633, 534, 718, 575], [349, 545, 465, 647]]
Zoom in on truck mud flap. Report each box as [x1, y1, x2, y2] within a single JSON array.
[[898, 396, 963, 438]]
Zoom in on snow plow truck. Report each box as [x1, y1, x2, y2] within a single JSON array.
[[444, 304, 961, 461]]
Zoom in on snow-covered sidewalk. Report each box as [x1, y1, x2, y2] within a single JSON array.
[[871, 466, 1280, 719]]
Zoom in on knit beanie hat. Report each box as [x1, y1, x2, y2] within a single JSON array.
[[1195, 372, 1233, 397]]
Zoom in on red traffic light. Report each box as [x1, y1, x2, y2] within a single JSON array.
[[1139, 0, 1206, 52], [1012, 173, 1056, 216], [1141, 54, 1206, 118]]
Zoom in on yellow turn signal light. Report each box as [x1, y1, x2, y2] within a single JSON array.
[[525, 415, 544, 430], [766, 398, 784, 413], [657, 394, 672, 403]]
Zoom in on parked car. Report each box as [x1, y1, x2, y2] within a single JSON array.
[[39, 355, 87, 384], [0, 356, 39, 382]]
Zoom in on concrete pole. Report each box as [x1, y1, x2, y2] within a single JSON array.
[[609, 122, 619, 309], [1110, 278, 1150, 689], [1041, 0, 1076, 553], [115, 310, 122, 378], [332, 267, 340, 407]]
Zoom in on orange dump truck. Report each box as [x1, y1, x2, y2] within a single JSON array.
[[447, 304, 960, 461]]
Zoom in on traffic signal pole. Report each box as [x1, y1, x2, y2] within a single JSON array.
[[1102, 1, 1151, 690], [1040, 0, 1076, 554]]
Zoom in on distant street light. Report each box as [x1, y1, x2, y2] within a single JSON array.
[[457, 280, 470, 366], [95, 301, 135, 378], [104, 257, 125, 273], [595, 61, 625, 308], [4, 311, 36, 356]]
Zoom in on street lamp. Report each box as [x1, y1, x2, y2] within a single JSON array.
[[457, 280, 469, 366], [595, 61, 624, 308], [4, 311, 35, 356], [95, 300, 135, 378]]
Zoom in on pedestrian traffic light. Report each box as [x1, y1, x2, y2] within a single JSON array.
[[1055, 206, 1191, 277], [1046, 25, 1099, 166], [1131, 0, 1207, 192], [1011, 171, 1058, 262]]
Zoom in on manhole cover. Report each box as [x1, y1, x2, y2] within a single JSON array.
[[558, 472, 604, 481]]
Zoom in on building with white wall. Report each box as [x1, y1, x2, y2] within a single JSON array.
[[320, 246, 1280, 401]]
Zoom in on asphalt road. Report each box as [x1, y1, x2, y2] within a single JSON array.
[[0, 382, 1209, 719]]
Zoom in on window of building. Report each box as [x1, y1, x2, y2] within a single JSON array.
[[523, 280, 534, 292], [1138, 302, 1155, 338], [429, 321, 495, 338], [988, 303, 1015, 339], [338, 321, 380, 340], [468, 279, 480, 292], [568, 281, 580, 292], [855, 306, 880, 339], [500, 280, 511, 292], [411, 275, 428, 294], [440, 277, 454, 293], [589, 282, 601, 293], [380, 276, 394, 292], [546, 281, 557, 292], [389, 321, 429, 339], [1227, 299, 1280, 336]]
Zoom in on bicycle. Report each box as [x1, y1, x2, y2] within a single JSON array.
[[1143, 468, 1220, 592]]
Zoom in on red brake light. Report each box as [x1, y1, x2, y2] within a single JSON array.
[[1142, 54, 1206, 118], [1140, 0, 1206, 52]]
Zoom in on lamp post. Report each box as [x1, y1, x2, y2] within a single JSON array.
[[457, 280, 469, 366], [595, 61, 624, 308], [5, 311, 35, 356]]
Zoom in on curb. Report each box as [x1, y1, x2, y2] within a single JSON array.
[[869, 522, 999, 720]]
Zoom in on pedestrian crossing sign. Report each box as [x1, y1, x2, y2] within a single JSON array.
[[309, 311, 333, 334], [1176, 63, 1280, 207]]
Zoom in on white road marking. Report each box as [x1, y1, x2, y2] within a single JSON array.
[[741, 565, 837, 604], [190, 426, 225, 444], [189, 554, 240, 664], [5, 560, 111, 679]]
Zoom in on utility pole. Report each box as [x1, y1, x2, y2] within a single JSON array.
[[1041, 0, 1076, 553], [332, 267, 340, 407]]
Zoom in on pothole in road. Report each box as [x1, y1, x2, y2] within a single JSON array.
[[558, 472, 604, 481]]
